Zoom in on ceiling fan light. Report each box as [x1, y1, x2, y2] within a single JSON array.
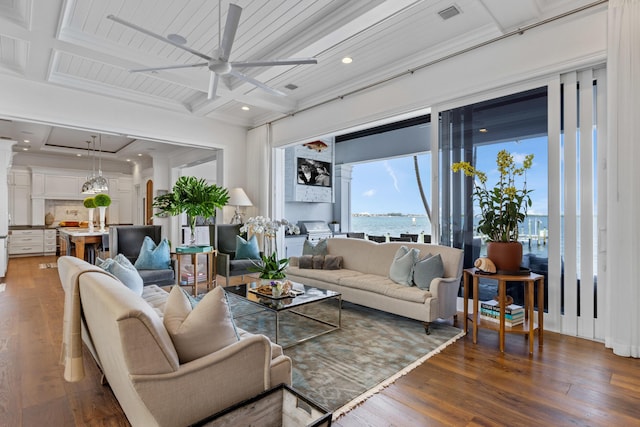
[[167, 33, 187, 45]]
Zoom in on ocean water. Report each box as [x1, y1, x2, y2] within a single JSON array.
[[350, 215, 432, 238]]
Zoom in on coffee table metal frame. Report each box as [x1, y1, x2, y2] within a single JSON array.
[[224, 282, 342, 349]]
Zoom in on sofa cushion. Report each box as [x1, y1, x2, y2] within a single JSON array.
[[413, 254, 444, 291], [287, 266, 360, 283], [339, 274, 430, 303], [235, 235, 260, 260], [141, 285, 169, 318], [389, 246, 419, 286], [312, 254, 325, 269], [134, 236, 171, 270], [323, 255, 343, 270], [298, 255, 313, 269], [98, 254, 144, 295], [303, 239, 328, 256], [163, 286, 239, 364]]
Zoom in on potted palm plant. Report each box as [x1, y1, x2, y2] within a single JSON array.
[[153, 176, 229, 246], [452, 149, 534, 272]]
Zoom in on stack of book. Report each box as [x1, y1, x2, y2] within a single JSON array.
[[480, 300, 525, 327], [180, 272, 206, 285]]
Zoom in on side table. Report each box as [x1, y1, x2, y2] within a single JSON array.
[[175, 246, 217, 296], [463, 268, 544, 354]]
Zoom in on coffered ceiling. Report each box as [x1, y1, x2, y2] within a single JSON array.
[[0, 0, 600, 160]]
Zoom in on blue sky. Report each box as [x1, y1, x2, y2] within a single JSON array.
[[351, 136, 549, 216]]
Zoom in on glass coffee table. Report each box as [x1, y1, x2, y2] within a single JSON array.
[[224, 282, 342, 349]]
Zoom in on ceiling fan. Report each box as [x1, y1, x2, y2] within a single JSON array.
[[107, 2, 317, 100]]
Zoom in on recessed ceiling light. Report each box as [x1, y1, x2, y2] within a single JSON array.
[[23, 139, 30, 143], [284, 83, 298, 91], [22, 148, 28, 151], [241, 106, 250, 111], [138, 153, 143, 157], [479, 128, 488, 133], [342, 57, 353, 64], [77, 153, 82, 157], [126, 159, 131, 162]]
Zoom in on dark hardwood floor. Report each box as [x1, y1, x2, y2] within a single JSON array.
[[1, 256, 638, 426]]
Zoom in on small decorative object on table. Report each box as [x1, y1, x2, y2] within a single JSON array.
[[83, 196, 96, 232], [94, 193, 111, 232]]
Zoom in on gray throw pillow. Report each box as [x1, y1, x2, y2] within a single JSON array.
[[298, 255, 313, 269], [413, 254, 444, 291], [303, 239, 328, 256], [323, 255, 343, 270], [389, 246, 419, 286]]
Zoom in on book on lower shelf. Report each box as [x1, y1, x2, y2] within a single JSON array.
[[479, 300, 525, 326], [180, 272, 207, 285]]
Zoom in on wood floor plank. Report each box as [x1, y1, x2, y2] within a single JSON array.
[[3, 255, 639, 426]]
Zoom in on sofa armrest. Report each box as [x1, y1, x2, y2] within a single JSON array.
[[131, 334, 273, 427], [430, 276, 462, 320]]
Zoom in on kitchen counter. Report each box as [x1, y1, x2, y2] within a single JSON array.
[[59, 228, 108, 262]]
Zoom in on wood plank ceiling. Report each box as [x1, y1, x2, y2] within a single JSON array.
[[0, 0, 599, 159]]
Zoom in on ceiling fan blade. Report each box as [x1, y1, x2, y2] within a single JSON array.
[[231, 58, 318, 68], [229, 69, 286, 97], [130, 62, 208, 73], [107, 15, 211, 61], [208, 73, 219, 100], [218, 4, 242, 61]]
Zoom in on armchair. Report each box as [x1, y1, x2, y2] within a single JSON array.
[[213, 224, 260, 286], [109, 225, 175, 286]]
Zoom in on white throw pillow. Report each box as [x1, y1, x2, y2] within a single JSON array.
[[163, 286, 239, 364], [389, 245, 419, 286]]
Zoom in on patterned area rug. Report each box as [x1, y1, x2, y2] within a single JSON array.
[[228, 295, 464, 418]]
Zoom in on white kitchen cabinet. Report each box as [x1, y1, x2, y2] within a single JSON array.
[[9, 170, 30, 226], [44, 229, 57, 255], [9, 229, 44, 256]]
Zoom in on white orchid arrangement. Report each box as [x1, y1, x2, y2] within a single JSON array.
[[240, 216, 300, 237], [240, 217, 300, 280]]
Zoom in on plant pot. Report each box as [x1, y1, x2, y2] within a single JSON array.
[[486, 241, 523, 273], [98, 206, 107, 232], [88, 208, 94, 232]]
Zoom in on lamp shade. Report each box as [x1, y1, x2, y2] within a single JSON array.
[[227, 187, 253, 207]]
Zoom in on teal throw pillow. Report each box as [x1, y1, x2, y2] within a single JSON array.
[[413, 254, 444, 291], [134, 236, 171, 270], [303, 239, 328, 256], [389, 245, 419, 286], [235, 235, 260, 259], [99, 254, 144, 295]]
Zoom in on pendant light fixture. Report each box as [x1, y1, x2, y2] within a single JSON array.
[[81, 138, 96, 194], [92, 134, 109, 193]]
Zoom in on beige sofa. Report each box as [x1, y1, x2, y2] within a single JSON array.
[[286, 238, 464, 332], [58, 256, 292, 427]]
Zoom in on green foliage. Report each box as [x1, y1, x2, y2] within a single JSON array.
[[152, 176, 230, 234], [452, 150, 534, 242], [83, 197, 96, 208], [94, 193, 111, 207], [249, 252, 289, 280]]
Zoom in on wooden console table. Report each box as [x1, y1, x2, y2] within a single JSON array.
[[175, 246, 217, 296], [463, 268, 544, 354]]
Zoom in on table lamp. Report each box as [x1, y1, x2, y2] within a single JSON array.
[[228, 187, 253, 224]]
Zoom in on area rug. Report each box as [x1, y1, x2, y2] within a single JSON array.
[[228, 296, 464, 418], [39, 263, 57, 269]]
